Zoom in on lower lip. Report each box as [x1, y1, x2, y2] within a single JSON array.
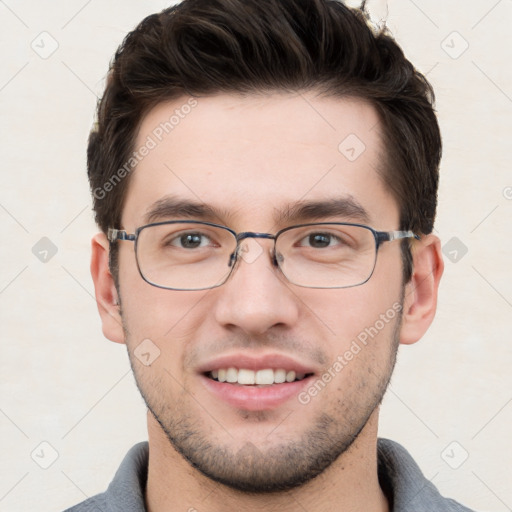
[[200, 374, 312, 411]]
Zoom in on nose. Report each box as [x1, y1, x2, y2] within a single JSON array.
[[213, 237, 300, 336]]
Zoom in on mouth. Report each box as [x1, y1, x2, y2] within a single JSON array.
[[206, 368, 313, 386], [198, 354, 318, 411]]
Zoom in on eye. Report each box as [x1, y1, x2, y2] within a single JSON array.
[[299, 232, 342, 248], [168, 232, 212, 249]]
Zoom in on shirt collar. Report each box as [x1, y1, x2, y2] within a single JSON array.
[[103, 439, 471, 512]]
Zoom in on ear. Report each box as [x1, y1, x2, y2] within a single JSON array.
[[90, 232, 125, 344], [400, 234, 444, 345]]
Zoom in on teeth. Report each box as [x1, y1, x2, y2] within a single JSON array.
[[209, 368, 309, 385], [274, 369, 286, 383], [226, 367, 237, 383], [238, 369, 255, 385], [255, 369, 274, 385], [286, 370, 296, 383]]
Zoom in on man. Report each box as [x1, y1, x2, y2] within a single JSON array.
[[66, 0, 476, 510]]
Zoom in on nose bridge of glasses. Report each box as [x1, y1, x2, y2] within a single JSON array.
[[236, 232, 276, 243], [230, 232, 277, 267]]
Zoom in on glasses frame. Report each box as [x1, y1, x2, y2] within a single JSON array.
[[107, 220, 420, 290]]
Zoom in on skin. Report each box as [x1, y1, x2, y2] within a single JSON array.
[[91, 92, 443, 512]]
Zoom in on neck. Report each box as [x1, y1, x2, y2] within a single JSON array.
[[144, 410, 389, 512]]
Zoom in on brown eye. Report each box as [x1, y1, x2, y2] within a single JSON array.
[[179, 233, 203, 248], [165, 231, 212, 249], [308, 233, 332, 248]]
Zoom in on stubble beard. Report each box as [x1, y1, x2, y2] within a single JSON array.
[[123, 305, 402, 494]]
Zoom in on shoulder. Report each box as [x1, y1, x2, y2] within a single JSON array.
[[61, 442, 149, 512], [62, 493, 107, 511], [378, 438, 477, 512]]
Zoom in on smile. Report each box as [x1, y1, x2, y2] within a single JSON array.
[[207, 368, 312, 386]]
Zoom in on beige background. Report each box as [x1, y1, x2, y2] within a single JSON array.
[[1, 1, 511, 511]]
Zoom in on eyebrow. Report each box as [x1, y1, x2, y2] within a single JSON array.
[[275, 197, 370, 225], [143, 195, 229, 225], [142, 195, 370, 226]]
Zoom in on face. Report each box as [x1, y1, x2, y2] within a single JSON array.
[[117, 93, 405, 492]]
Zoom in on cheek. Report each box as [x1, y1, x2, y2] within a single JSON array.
[[298, 305, 401, 412], [299, 277, 403, 350], [121, 292, 209, 343], [118, 245, 210, 340]]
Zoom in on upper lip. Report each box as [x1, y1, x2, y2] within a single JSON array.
[[197, 352, 319, 375]]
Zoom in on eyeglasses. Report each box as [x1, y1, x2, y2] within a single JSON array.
[[107, 221, 419, 290]]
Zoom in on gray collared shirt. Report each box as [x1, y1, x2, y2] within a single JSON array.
[[63, 438, 476, 511]]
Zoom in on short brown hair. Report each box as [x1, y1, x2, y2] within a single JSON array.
[[88, 0, 441, 283]]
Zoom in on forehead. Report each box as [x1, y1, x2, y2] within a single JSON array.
[[122, 93, 398, 230]]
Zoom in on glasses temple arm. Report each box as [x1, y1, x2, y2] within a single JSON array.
[[107, 228, 136, 242]]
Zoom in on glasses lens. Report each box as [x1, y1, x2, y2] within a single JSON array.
[[276, 224, 377, 288], [136, 222, 237, 290]]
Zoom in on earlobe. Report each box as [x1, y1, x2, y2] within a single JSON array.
[[90, 233, 126, 344], [400, 234, 444, 345]]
